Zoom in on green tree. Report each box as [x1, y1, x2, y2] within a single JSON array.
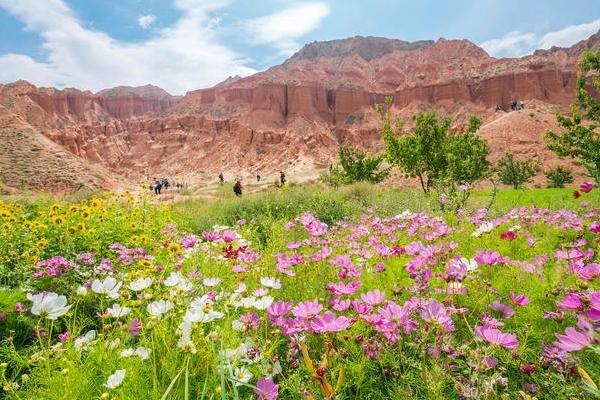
[[545, 50, 600, 183], [545, 166, 574, 188], [496, 153, 540, 189], [321, 146, 389, 186], [380, 100, 490, 194]]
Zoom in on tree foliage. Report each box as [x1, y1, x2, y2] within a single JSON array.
[[380, 98, 490, 194], [545, 50, 600, 183], [545, 166, 574, 188], [321, 146, 390, 186], [496, 153, 540, 189]]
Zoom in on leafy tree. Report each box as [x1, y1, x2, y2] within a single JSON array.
[[321, 146, 389, 186], [496, 153, 540, 189], [545, 166, 574, 188], [545, 50, 600, 183], [380, 98, 490, 194]]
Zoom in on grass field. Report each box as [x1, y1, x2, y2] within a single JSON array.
[[0, 183, 598, 399]]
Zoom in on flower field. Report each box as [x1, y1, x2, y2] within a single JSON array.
[[0, 185, 599, 399]]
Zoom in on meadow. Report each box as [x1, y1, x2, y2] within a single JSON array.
[[0, 183, 598, 399]]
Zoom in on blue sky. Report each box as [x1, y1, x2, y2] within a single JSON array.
[[1, 0, 599, 94]]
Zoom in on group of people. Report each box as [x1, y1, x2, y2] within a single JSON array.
[[227, 171, 287, 197], [495, 100, 526, 112], [149, 177, 188, 195]]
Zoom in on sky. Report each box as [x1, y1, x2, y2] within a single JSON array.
[[0, 0, 599, 95]]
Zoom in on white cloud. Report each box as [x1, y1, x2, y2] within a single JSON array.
[[481, 19, 600, 57], [244, 2, 330, 56], [539, 19, 600, 49], [137, 14, 156, 29], [480, 31, 537, 57], [0, 0, 256, 94]]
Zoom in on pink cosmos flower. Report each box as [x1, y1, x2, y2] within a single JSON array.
[[255, 378, 279, 400], [222, 230, 239, 242], [267, 301, 292, 319], [420, 300, 455, 332], [491, 301, 515, 318], [556, 293, 582, 310], [291, 300, 323, 319], [590, 222, 600, 234], [474, 251, 506, 266], [129, 318, 142, 336], [553, 327, 592, 352], [327, 281, 361, 296], [509, 292, 530, 307], [581, 181, 594, 193], [310, 311, 352, 333], [361, 290, 386, 306], [474, 325, 519, 349], [14, 303, 25, 313], [180, 234, 197, 249], [352, 300, 372, 315]]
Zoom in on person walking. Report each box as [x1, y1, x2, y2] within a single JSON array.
[[233, 178, 243, 197], [154, 178, 162, 195], [256, 171, 261, 182], [219, 173, 224, 185], [280, 171, 286, 186]]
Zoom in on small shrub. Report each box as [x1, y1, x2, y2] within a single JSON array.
[[545, 166, 574, 188], [496, 153, 540, 189]]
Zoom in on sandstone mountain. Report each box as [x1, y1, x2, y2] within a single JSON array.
[[1, 31, 599, 193]]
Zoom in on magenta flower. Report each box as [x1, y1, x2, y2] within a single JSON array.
[[553, 327, 592, 352], [556, 293, 582, 310], [310, 311, 352, 333], [360, 290, 386, 306], [129, 318, 142, 336], [58, 331, 70, 342], [491, 301, 515, 318], [509, 292, 530, 307], [474, 325, 519, 349], [180, 234, 197, 249], [291, 300, 323, 319], [14, 302, 25, 313], [500, 231, 517, 241], [591, 222, 600, 234], [581, 181, 594, 193], [255, 378, 279, 400], [222, 230, 239, 242], [474, 251, 505, 266], [330, 298, 351, 312]]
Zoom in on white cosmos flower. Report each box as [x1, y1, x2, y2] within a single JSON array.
[[74, 330, 96, 350], [105, 369, 126, 389], [234, 283, 247, 293], [472, 221, 494, 237], [202, 277, 221, 287], [262, 360, 282, 378], [461, 257, 478, 272], [396, 210, 413, 220], [120, 347, 150, 361], [27, 292, 72, 320], [147, 300, 174, 318], [128, 277, 153, 291], [232, 367, 253, 386], [106, 303, 131, 318], [165, 272, 192, 291], [91, 277, 122, 299], [107, 338, 121, 350], [76, 286, 88, 296], [232, 319, 244, 331], [253, 295, 274, 310], [184, 308, 224, 323], [260, 277, 282, 290]]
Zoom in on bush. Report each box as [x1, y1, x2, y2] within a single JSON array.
[[322, 146, 389, 186], [545, 166, 574, 188], [496, 153, 540, 189]]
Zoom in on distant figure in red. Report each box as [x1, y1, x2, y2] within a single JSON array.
[[233, 178, 243, 197]]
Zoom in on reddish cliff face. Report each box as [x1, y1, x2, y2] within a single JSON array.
[[1, 32, 599, 191]]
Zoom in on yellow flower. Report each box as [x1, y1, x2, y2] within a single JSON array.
[[168, 242, 182, 255], [52, 216, 64, 225]]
